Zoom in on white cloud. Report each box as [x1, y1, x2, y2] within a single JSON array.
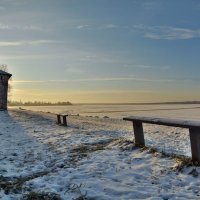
[[76, 25, 90, 29], [133, 25, 200, 40], [12, 76, 176, 84], [12, 80, 46, 83], [100, 24, 119, 29], [0, 40, 57, 47], [0, 23, 11, 29], [76, 23, 119, 31], [22, 25, 47, 31], [0, 23, 47, 32], [124, 64, 170, 70]]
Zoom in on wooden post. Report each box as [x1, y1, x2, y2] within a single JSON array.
[[57, 115, 61, 124], [189, 128, 200, 162], [132, 121, 145, 146], [63, 115, 67, 126]]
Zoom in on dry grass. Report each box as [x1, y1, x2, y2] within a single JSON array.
[[68, 138, 119, 166], [22, 191, 61, 200], [138, 145, 200, 174], [0, 171, 49, 195]]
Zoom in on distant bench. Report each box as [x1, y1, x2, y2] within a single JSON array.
[[57, 114, 68, 126], [123, 116, 200, 162]]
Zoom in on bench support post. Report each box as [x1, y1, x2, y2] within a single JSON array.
[[189, 128, 200, 162], [63, 116, 67, 126], [133, 121, 145, 146], [57, 115, 61, 124]]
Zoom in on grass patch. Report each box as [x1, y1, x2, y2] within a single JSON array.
[[0, 171, 49, 195], [22, 191, 61, 200], [68, 138, 119, 166], [139, 145, 200, 173]]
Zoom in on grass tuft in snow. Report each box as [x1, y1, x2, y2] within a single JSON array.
[[0, 171, 49, 195], [64, 183, 93, 200], [69, 138, 119, 166], [138, 145, 200, 175], [22, 191, 61, 200]]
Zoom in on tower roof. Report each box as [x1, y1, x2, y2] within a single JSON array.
[[0, 70, 12, 78]]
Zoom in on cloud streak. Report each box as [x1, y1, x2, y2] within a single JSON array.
[[133, 25, 200, 40], [0, 23, 47, 31], [12, 76, 177, 84], [75, 23, 200, 40], [0, 40, 58, 47]]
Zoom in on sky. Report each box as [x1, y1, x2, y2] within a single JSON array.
[[1, 0, 200, 103]]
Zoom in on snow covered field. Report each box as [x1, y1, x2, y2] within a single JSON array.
[[14, 104, 200, 119], [1, 106, 200, 199]]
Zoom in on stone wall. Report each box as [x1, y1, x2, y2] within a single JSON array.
[[0, 75, 9, 110]]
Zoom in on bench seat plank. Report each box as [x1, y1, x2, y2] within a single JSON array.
[[123, 116, 200, 129]]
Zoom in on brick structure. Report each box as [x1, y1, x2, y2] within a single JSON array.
[[0, 70, 12, 110]]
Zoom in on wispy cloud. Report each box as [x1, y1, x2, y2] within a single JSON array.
[[124, 64, 170, 70], [133, 25, 200, 40], [76, 23, 119, 31], [12, 76, 176, 84], [12, 80, 46, 83], [75, 23, 199, 40], [22, 25, 47, 31], [0, 23, 47, 32], [0, 23, 10, 29], [76, 25, 90, 30], [99, 24, 119, 29], [0, 40, 57, 47]]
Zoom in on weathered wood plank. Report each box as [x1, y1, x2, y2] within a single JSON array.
[[57, 115, 61, 124], [123, 116, 200, 129], [133, 121, 145, 146], [189, 128, 200, 162], [63, 115, 67, 126]]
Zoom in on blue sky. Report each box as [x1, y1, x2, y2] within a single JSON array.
[[1, 0, 200, 103]]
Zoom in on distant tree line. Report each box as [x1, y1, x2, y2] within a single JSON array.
[[8, 100, 72, 106]]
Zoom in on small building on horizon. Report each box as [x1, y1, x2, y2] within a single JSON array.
[[0, 70, 12, 110]]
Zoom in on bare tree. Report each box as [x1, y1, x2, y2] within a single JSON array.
[[0, 64, 8, 72]]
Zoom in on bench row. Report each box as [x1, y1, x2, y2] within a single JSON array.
[[55, 114, 200, 162]]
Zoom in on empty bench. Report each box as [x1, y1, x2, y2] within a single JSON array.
[[57, 114, 68, 126], [123, 116, 200, 162]]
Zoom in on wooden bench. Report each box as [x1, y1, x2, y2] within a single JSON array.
[[123, 116, 200, 162], [57, 114, 68, 126]]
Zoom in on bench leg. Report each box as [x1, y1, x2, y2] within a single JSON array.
[[189, 128, 200, 162], [57, 115, 61, 124], [133, 121, 145, 146], [63, 116, 67, 126]]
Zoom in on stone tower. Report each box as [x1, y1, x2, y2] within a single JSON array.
[[0, 70, 12, 110]]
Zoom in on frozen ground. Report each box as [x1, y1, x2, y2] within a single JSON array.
[[1, 108, 200, 199]]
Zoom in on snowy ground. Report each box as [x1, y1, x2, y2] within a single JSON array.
[[1, 108, 200, 199], [14, 104, 200, 119]]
